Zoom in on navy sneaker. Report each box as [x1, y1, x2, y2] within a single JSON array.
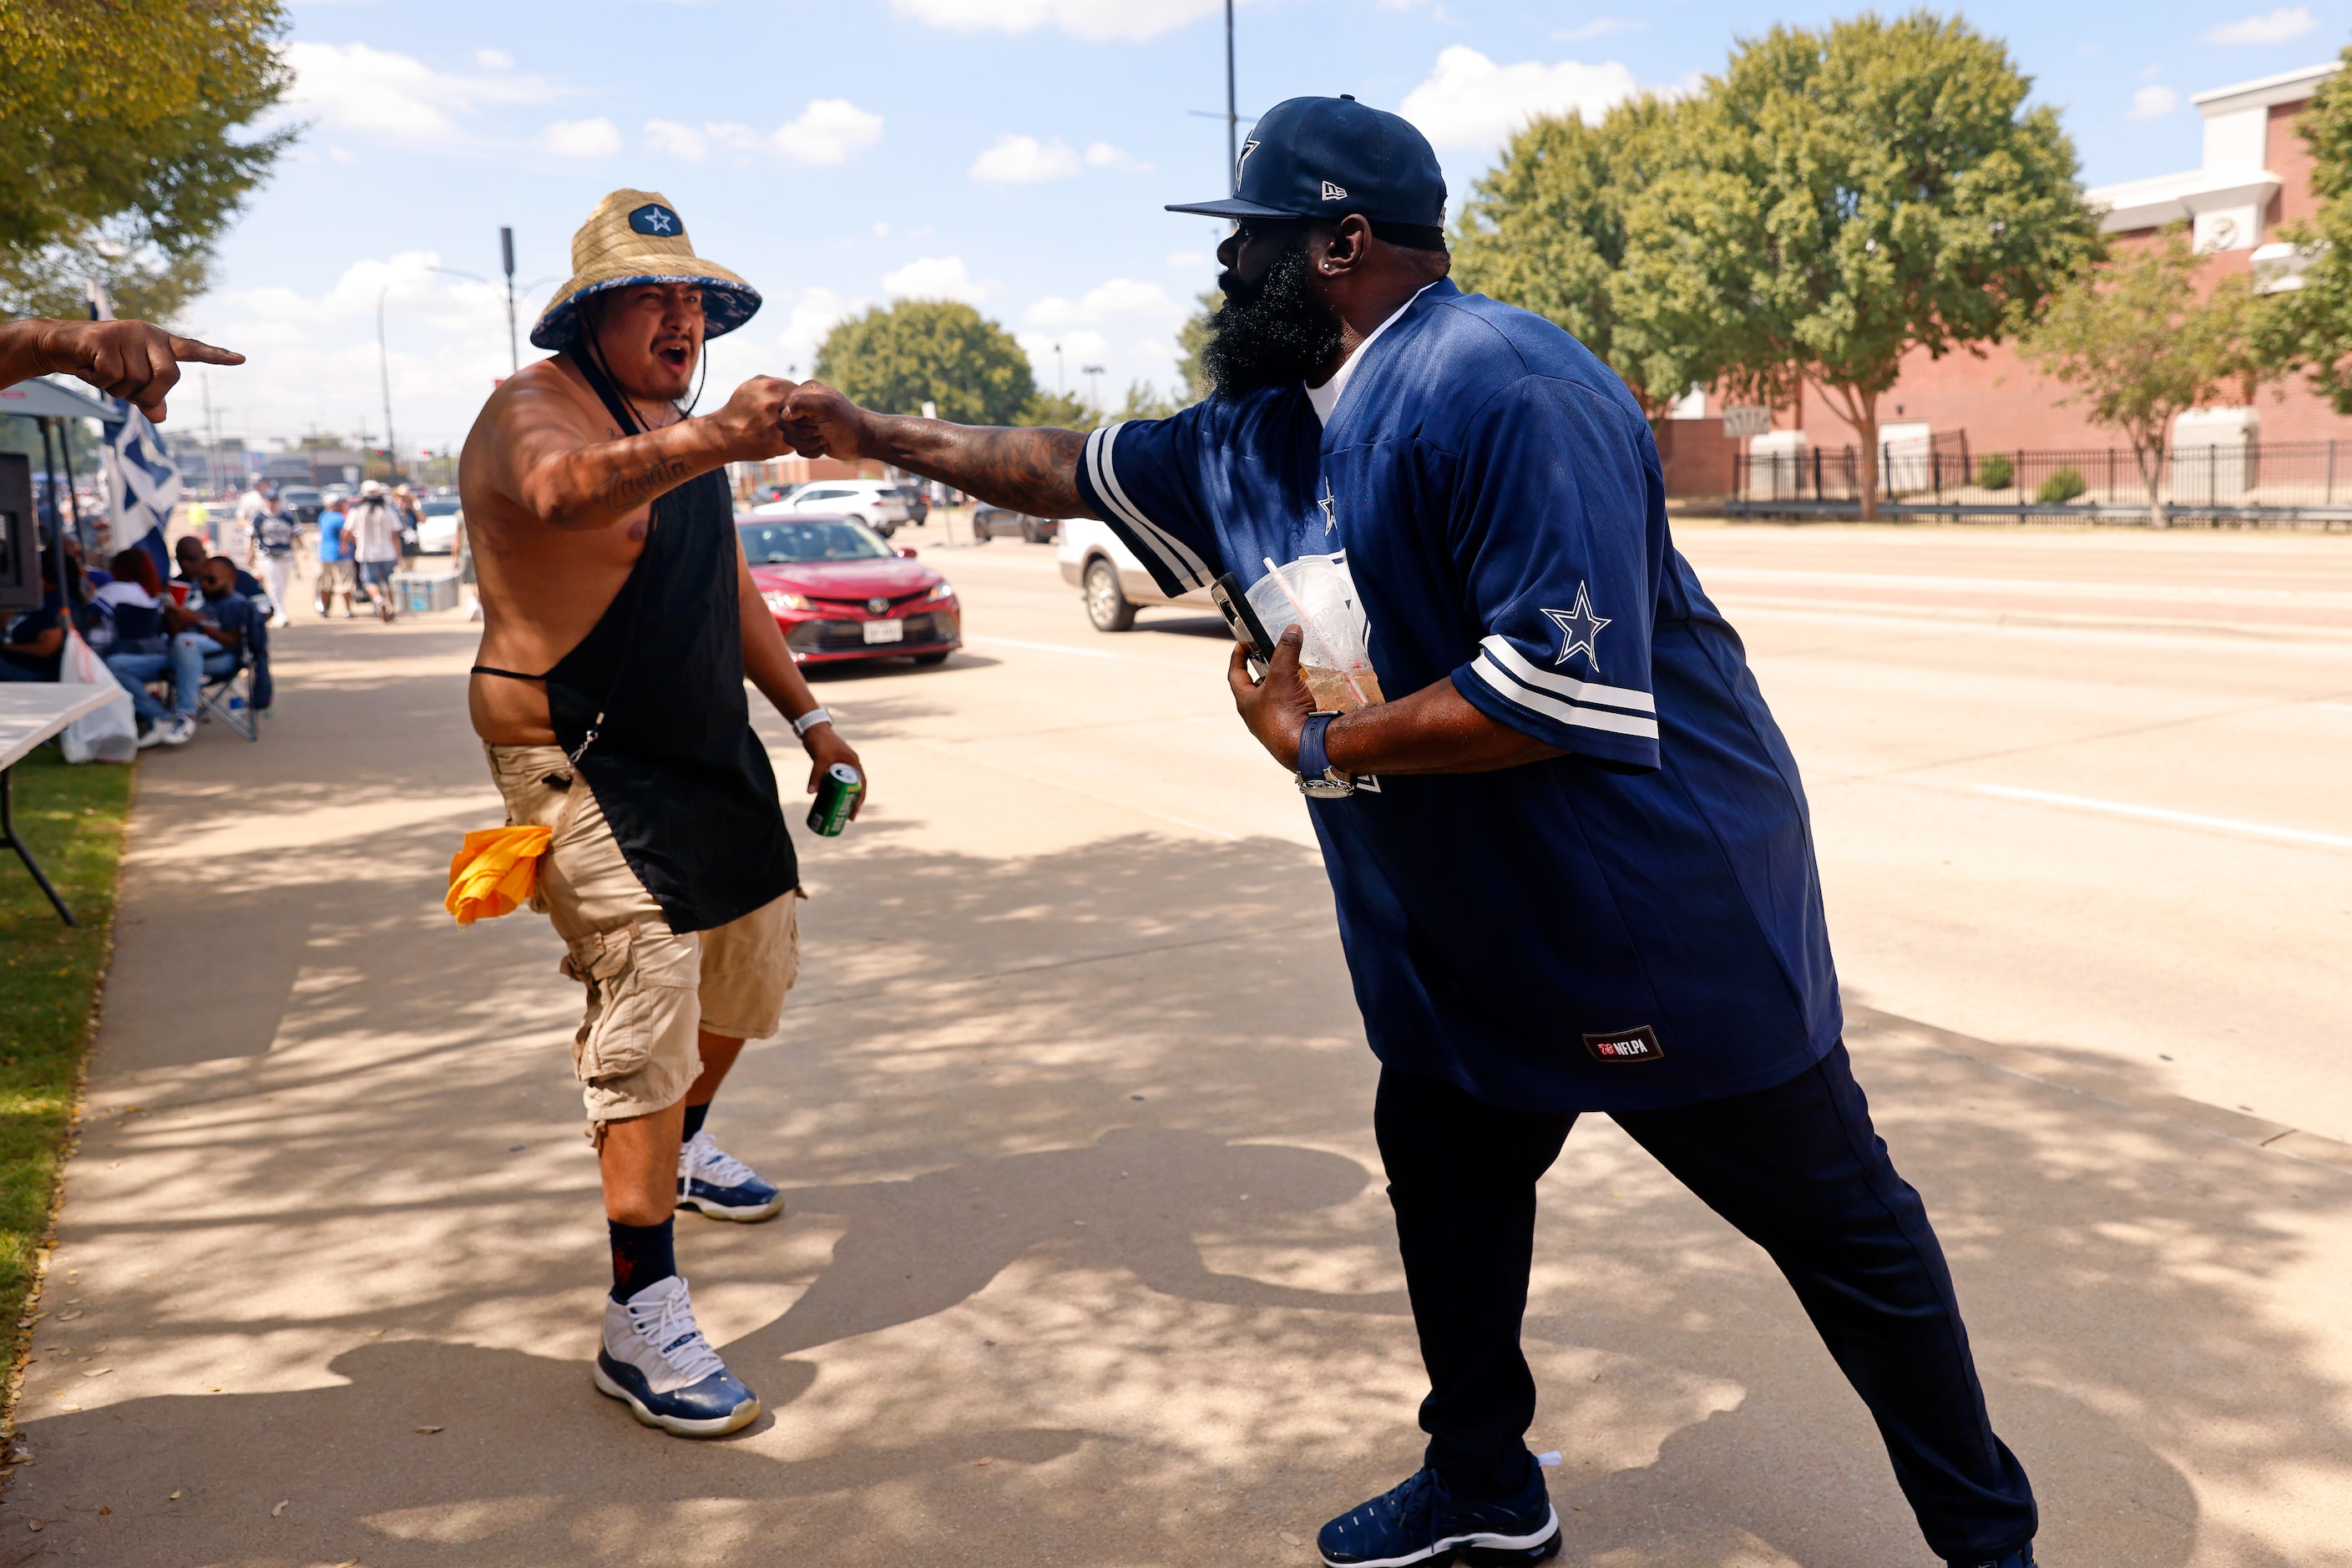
[[1318, 1464, 1560, 1567], [677, 1129, 786, 1222], [591, 1274, 759, 1437], [1951, 1552, 2037, 1568]]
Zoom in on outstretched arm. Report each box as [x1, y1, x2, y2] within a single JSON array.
[[492, 365, 802, 534], [782, 382, 1097, 520], [0, 317, 242, 422]]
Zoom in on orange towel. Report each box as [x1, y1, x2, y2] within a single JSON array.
[[446, 825, 554, 925]]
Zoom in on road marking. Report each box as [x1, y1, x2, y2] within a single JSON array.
[[967, 634, 1119, 660], [1974, 784, 2352, 850]]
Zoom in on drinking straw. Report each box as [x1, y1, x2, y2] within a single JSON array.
[[1262, 556, 1371, 706]]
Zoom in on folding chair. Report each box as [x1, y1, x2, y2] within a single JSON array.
[[195, 649, 260, 741]]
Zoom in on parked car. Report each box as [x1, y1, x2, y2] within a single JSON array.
[[971, 503, 1060, 544], [894, 483, 931, 526], [748, 478, 910, 536], [321, 483, 353, 512], [416, 497, 463, 554], [739, 513, 959, 665], [1057, 516, 1212, 631], [278, 485, 324, 525]]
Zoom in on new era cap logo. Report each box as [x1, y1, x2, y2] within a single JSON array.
[[1321, 180, 1348, 200], [1585, 1025, 1665, 1064], [628, 203, 682, 236]]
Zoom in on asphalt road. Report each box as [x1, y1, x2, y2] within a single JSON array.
[[8, 521, 2349, 1567], [934, 521, 2352, 1145]]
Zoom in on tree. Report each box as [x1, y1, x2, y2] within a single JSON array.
[[1174, 290, 1217, 403], [1016, 389, 1092, 427], [2021, 230, 2266, 528], [2255, 43, 2352, 409], [813, 300, 1037, 426], [1111, 381, 1180, 422], [1617, 13, 2102, 518], [0, 1, 294, 321], [1454, 96, 1705, 422]]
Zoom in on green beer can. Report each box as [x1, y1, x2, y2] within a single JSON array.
[[807, 762, 862, 837]]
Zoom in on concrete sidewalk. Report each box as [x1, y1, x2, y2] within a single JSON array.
[[3, 589, 2349, 1565]]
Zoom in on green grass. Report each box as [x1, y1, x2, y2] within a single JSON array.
[[0, 747, 132, 1348]]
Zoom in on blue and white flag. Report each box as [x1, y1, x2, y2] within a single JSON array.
[[104, 405, 179, 582]]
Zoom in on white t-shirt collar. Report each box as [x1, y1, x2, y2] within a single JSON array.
[[1305, 281, 1439, 427]]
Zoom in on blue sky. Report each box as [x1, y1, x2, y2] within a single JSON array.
[[188, 0, 2349, 450]]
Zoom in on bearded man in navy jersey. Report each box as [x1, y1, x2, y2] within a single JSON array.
[[780, 95, 2041, 1568]]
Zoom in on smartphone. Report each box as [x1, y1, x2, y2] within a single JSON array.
[[1211, 571, 1278, 680]]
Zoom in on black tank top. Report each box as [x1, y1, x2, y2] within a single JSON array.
[[542, 463, 797, 934]]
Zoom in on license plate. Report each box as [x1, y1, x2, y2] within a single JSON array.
[[862, 618, 905, 644]]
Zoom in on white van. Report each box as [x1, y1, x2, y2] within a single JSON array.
[[1056, 516, 1214, 631]]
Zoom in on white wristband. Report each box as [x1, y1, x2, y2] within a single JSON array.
[[792, 706, 833, 738]]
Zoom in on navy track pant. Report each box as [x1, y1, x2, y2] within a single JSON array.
[[1373, 1041, 2037, 1564]]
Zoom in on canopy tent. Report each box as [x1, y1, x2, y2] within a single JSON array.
[[0, 377, 119, 554]]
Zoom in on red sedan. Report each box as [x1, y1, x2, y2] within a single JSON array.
[[738, 513, 960, 665]]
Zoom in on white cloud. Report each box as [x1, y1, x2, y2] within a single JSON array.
[[1553, 18, 1641, 42], [645, 119, 708, 159], [773, 286, 866, 368], [971, 134, 1084, 183], [474, 47, 514, 69], [1399, 44, 1639, 151], [1023, 277, 1181, 334], [279, 40, 557, 144], [1166, 250, 1210, 268], [327, 144, 355, 165], [1085, 140, 1152, 172], [773, 99, 884, 164], [882, 255, 997, 302], [891, 0, 1223, 43], [2130, 84, 2181, 119], [2203, 7, 2316, 43], [540, 116, 621, 157]]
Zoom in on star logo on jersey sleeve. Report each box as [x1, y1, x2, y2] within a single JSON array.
[[1540, 582, 1611, 670], [1317, 475, 1338, 534]]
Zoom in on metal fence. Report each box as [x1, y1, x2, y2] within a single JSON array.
[[1730, 438, 2352, 522]]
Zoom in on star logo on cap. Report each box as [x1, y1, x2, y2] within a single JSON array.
[[1540, 582, 1611, 670], [628, 203, 681, 236], [1236, 137, 1261, 181]]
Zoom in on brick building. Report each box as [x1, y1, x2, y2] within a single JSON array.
[[1667, 62, 2350, 497]]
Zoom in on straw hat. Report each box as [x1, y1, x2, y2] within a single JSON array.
[[529, 189, 761, 352]]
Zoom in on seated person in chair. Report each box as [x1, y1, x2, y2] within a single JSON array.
[[0, 549, 68, 683], [105, 554, 250, 748]]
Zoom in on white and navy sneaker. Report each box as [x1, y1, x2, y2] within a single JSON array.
[[591, 1274, 758, 1437], [677, 1130, 786, 1222], [1318, 1465, 1560, 1567]]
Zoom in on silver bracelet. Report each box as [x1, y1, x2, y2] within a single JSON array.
[[791, 706, 834, 738]]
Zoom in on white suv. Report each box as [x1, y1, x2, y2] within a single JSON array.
[[1056, 516, 1213, 631], [751, 478, 911, 536]]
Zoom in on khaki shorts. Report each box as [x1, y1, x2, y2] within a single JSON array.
[[319, 559, 357, 593], [486, 743, 802, 1139]]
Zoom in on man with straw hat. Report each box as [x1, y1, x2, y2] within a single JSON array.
[[458, 189, 864, 1438]]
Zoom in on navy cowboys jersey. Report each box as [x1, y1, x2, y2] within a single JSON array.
[[1071, 279, 1840, 1111]]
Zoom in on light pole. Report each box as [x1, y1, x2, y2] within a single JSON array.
[[376, 285, 397, 484], [1055, 342, 1065, 397], [1226, 0, 1237, 190], [1082, 363, 1105, 416], [501, 226, 518, 375]]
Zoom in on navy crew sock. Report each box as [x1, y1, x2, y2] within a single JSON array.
[[680, 1100, 711, 1142], [608, 1217, 676, 1302]]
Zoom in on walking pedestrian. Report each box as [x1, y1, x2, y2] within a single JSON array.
[[315, 494, 356, 617], [250, 490, 298, 627], [348, 480, 403, 620]]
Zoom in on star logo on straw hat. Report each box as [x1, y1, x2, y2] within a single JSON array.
[[628, 203, 681, 236], [1540, 583, 1610, 670]]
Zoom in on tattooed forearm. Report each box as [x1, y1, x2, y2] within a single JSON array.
[[594, 454, 690, 514], [870, 417, 1093, 519]]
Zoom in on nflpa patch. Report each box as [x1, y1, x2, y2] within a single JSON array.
[[1584, 1025, 1665, 1064]]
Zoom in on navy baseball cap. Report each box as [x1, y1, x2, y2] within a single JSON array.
[[1168, 95, 1446, 229]]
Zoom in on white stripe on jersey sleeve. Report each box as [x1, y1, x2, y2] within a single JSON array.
[[1477, 635, 1655, 714], [1472, 653, 1661, 740], [1086, 422, 1215, 589]]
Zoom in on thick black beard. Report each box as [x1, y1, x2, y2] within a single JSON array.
[[1201, 242, 1345, 399]]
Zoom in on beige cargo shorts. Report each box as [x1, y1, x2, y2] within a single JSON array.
[[486, 744, 802, 1141]]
